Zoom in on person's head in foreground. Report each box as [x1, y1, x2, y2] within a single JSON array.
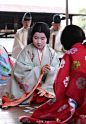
[[52, 14, 61, 31], [61, 25, 85, 50], [22, 12, 32, 30], [30, 22, 50, 50]]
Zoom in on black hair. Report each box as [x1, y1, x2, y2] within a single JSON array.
[[30, 22, 50, 44], [53, 14, 61, 24], [61, 25, 85, 50]]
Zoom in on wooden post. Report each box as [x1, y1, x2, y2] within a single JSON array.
[[66, 0, 69, 25], [70, 15, 72, 25]]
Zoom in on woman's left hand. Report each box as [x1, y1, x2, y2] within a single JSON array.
[[36, 87, 46, 96]]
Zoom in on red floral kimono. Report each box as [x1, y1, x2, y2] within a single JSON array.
[[19, 43, 86, 124]]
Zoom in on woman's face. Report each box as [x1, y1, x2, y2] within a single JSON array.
[[33, 32, 47, 50]]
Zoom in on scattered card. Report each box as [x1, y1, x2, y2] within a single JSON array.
[[50, 66, 55, 72], [24, 110, 30, 112], [29, 111, 33, 113], [34, 106, 39, 109], [25, 107, 34, 110], [18, 105, 29, 107]]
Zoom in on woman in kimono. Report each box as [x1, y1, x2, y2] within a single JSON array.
[[0, 46, 14, 96], [19, 25, 86, 124], [1, 22, 60, 107]]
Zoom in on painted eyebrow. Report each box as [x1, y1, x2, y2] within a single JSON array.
[[34, 35, 37, 37], [41, 37, 45, 38], [34, 36, 45, 38]]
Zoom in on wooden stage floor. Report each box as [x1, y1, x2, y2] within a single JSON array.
[[0, 104, 41, 124]]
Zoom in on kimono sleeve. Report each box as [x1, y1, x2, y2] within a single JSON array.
[[50, 51, 60, 71], [1, 46, 42, 102], [53, 53, 71, 97], [12, 32, 23, 59], [14, 31, 24, 49], [13, 46, 41, 82], [40, 50, 60, 96]]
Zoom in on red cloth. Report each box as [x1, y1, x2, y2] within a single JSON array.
[[19, 43, 86, 124], [30, 90, 48, 104]]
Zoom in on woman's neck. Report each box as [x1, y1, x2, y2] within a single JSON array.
[[38, 48, 44, 52]]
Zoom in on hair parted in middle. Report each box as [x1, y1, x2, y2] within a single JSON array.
[[30, 22, 50, 44]]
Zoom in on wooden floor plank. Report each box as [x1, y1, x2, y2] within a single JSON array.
[[0, 104, 41, 124]]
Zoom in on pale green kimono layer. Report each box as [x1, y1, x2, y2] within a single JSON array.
[[2, 43, 60, 104]]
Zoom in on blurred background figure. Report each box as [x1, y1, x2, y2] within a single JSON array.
[[49, 14, 66, 60], [11, 12, 32, 59]]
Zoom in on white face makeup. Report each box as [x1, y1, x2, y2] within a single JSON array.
[[33, 32, 47, 50]]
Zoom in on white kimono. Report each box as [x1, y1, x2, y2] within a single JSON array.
[[49, 27, 66, 58], [1, 44, 60, 107], [12, 27, 29, 59]]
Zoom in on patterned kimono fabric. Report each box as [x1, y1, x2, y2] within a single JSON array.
[[19, 42, 86, 124], [1, 44, 59, 107], [0, 46, 14, 95]]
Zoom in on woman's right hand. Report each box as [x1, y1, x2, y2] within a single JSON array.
[[41, 64, 51, 73]]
